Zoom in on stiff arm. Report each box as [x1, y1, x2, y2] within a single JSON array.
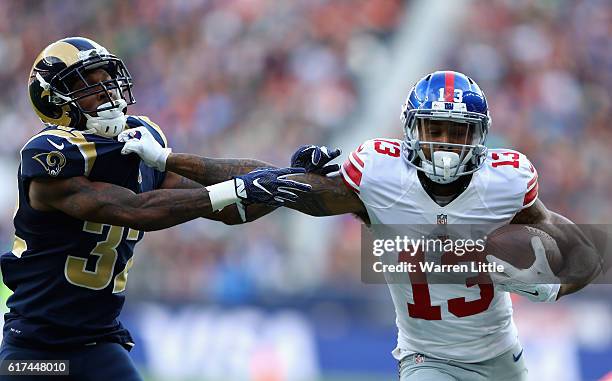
[[161, 153, 368, 223], [28, 155, 302, 230], [279, 173, 368, 221]]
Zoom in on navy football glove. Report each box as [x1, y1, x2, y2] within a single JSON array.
[[290, 145, 342, 175], [234, 167, 312, 207]]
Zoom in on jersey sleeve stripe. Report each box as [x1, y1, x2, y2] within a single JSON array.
[[30, 129, 97, 176], [349, 152, 364, 170], [527, 171, 538, 191], [342, 160, 362, 186], [523, 182, 538, 207], [137, 116, 168, 147], [340, 163, 360, 193], [341, 172, 360, 193]]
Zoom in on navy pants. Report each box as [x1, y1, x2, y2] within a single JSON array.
[[0, 341, 142, 380]]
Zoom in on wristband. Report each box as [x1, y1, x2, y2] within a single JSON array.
[[205, 180, 239, 211]]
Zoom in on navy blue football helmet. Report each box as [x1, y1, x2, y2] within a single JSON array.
[[28, 37, 135, 137], [400, 71, 490, 184]]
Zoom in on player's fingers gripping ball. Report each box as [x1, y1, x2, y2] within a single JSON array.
[[484, 225, 562, 302]]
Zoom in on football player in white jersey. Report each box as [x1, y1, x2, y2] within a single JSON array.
[[124, 70, 601, 380], [280, 71, 601, 380]]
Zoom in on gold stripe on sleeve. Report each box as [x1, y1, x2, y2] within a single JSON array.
[[137, 116, 168, 148], [36, 127, 97, 176]]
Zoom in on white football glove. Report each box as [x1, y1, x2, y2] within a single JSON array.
[[118, 126, 171, 171], [486, 236, 561, 302]]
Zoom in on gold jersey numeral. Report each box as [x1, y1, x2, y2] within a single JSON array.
[[113, 256, 134, 293], [64, 221, 138, 292]]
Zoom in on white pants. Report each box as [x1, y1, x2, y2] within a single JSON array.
[[398, 341, 528, 381]]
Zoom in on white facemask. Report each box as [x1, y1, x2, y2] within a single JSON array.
[[83, 99, 127, 138], [421, 151, 466, 184]]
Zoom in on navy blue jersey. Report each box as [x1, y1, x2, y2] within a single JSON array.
[[1, 116, 167, 349]]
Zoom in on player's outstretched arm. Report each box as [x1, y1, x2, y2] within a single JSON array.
[[30, 176, 217, 231], [165, 154, 275, 186], [159, 166, 278, 225], [511, 199, 602, 299], [280, 172, 369, 220], [165, 144, 343, 185], [120, 127, 276, 185], [120, 128, 349, 224], [28, 167, 310, 231], [119, 126, 282, 224], [161, 159, 366, 221]]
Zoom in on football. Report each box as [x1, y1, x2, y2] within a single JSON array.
[[484, 225, 563, 274]]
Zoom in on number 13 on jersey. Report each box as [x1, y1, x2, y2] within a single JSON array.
[[401, 250, 494, 320]]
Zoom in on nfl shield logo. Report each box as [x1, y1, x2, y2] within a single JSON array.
[[437, 214, 447, 225], [415, 354, 425, 364]]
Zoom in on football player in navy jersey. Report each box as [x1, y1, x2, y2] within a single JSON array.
[[0, 37, 310, 381]]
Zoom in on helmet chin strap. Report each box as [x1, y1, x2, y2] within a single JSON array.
[[82, 99, 128, 138]]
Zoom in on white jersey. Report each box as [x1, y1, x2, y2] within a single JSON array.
[[340, 138, 539, 363]]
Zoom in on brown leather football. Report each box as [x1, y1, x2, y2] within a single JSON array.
[[484, 225, 563, 274]]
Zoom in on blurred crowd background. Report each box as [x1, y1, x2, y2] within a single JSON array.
[[0, 0, 610, 380]]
